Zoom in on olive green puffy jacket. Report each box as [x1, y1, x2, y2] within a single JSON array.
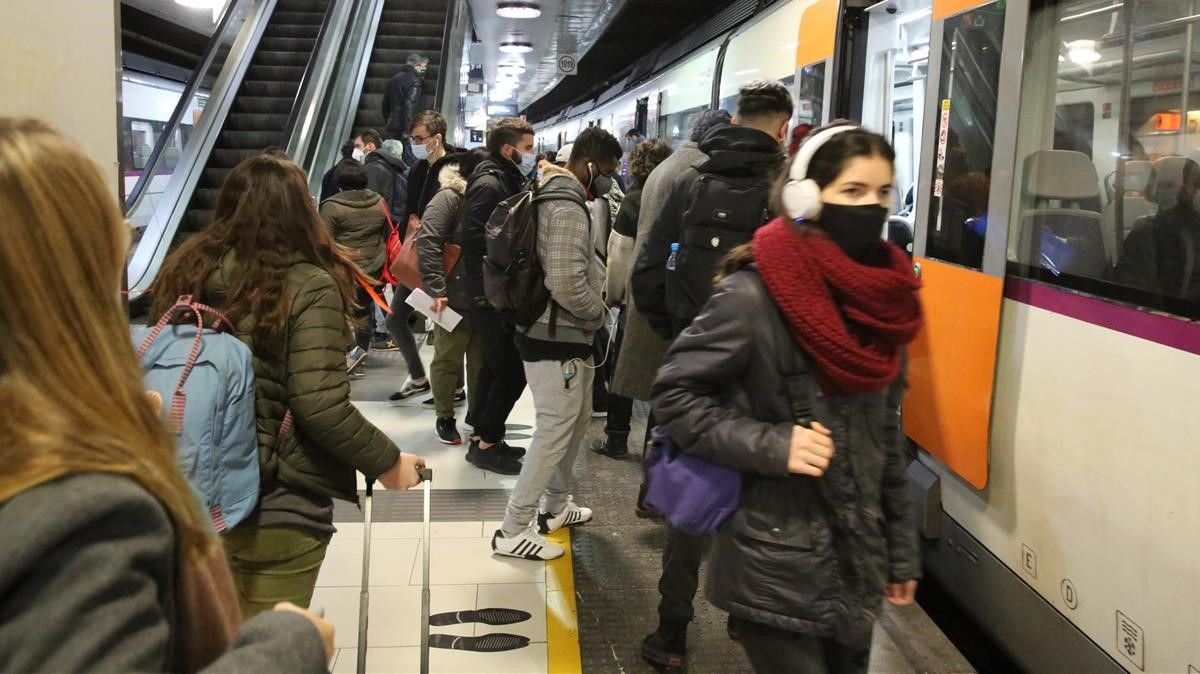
[[204, 253, 399, 502]]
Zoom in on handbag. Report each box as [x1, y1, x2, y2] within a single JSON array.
[[642, 427, 742, 535], [380, 200, 408, 287], [387, 209, 463, 291]]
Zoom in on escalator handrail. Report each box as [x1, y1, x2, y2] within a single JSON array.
[[433, 0, 463, 111], [283, 0, 343, 145], [123, 0, 246, 214]]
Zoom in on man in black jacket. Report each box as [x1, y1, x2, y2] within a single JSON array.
[[632, 80, 792, 672], [405, 110, 460, 224], [461, 118, 537, 475], [383, 54, 429, 163]]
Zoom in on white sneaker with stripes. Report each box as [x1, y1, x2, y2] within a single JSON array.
[[537, 497, 593, 534], [491, 526, 563, 561]]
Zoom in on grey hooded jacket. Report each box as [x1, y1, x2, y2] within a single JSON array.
[[517, 164, 606, 345], [416, 163, 472, 314]]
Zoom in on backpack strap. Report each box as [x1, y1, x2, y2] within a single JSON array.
[[139, 295, 233, 434]]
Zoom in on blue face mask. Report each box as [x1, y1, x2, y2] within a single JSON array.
[[515, 150, 537, 176], [411, 142, 429, 162]]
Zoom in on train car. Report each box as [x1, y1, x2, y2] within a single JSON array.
[[532, 0, 1200, 671]]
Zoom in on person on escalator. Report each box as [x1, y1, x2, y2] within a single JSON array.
[[652, 124, 923, 674], [384, 53, 429, 165], [150, 150, 427, 618], [460, 117, 537, 475], [632, 80, 792, 673]]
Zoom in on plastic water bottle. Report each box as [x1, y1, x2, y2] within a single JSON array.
[[666, 242, 680, 271]]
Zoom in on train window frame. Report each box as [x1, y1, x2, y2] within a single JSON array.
[[1004, 0, 1200, 321]]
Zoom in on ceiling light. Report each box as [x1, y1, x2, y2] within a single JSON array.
[[1066, 39, 1101, 65], [498, 62, 527, 74], [497, 1, 542, 18], [500, 41, 534, 54]]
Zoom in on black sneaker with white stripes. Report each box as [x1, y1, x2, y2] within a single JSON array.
[[491, 526, 563, 560], [537, 497, 593, 534]]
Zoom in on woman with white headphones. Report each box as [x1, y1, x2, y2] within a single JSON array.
[[650, 123, 924, 674]]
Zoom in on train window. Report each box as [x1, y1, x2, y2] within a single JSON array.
[[925, 2, 1006, 270], [658, 105, 712, 148], [797, 62, 826, 126], [1009, 0, 1200, 319]]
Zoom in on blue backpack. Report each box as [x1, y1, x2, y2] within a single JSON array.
[[132, 296, 259, 532]]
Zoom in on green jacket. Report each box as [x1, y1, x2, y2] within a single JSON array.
[[319, 189, 388, 275], [205, 253, 399, 502]]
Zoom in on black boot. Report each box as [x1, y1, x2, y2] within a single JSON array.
[[641, 621, 688, 672]]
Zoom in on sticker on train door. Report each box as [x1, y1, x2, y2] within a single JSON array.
[[933, 99, 951, 198]]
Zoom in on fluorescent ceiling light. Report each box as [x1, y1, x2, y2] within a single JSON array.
[[897, 8, 932, 25], [1066, 39, 1100, 65], [490, 89, 514, 102], [497, 1, 542, 18], [488, 104, 517, 115], [500, 41, 534, 54], [498, 62, 527, 74]]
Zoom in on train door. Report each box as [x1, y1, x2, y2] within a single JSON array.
[[795, 0, 840, 126], [860, 0, 933, 218], [904, 0, 1021, 490]]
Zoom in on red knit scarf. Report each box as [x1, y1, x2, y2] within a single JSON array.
[[752, 217, 923, 394]]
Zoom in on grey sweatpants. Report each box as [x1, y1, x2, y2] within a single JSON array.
[[501, 357, 595, 536]]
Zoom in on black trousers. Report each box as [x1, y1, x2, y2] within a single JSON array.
[[603, 308, 633, 443], [657, 526, 707, 625], [354, 281, 383, 352], [729, 618, 870, 674], [471, 307, 527, 444]]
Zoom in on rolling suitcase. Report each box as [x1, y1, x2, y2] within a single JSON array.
[[357, 468, 433, 674]]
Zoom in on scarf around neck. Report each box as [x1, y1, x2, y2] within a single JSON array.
[[751, 217, 923, 394]]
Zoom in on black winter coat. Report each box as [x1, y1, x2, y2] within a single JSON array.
[[405, 145, 462, 222], [651, 266, 920, 646], [383, 65, 423, 137], [461, 155, 527, 305], [633, 125, 783, 339]]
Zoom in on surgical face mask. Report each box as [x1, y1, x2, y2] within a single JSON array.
[[411, 142, 430, 162], [818, 203, 888, 261], [352, 147, 366, 162], [514, 149, 537, 176], [587, 162, 614, 195]]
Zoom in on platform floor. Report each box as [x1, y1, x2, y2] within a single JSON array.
[[326, 341, 974, 673]]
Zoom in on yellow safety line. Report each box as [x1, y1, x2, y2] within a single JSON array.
[[544, 528, 583, 674]]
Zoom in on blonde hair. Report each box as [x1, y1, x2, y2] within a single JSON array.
[[0, 118, 212, 558]]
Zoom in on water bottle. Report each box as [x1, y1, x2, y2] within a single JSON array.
[[666, 242, 680, 271]]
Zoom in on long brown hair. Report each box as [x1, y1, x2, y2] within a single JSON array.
[[151, 153, 360, 358], [0, 118, 212, 557]]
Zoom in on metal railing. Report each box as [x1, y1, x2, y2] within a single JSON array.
[[284, 0, 355, 169], [123, 0, 245, 216]]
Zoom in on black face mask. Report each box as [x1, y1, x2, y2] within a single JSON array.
[[818, 203, 888, 261]]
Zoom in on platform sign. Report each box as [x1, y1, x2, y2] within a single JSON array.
[[557, 53, 578, 76]]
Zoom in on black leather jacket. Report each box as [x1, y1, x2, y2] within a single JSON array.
[[651, 265, 920, 646], [383, 65, 423, 137]]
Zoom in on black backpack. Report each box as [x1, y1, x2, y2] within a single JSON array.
[[665, 169, 772, 325], [483, 183, 585, 326]]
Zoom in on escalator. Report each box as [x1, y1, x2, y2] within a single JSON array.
[[182, 0, 330, 235], [353, 0, 449, 136]]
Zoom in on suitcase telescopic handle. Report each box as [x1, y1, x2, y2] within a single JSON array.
[[417, 467, 433, 483]]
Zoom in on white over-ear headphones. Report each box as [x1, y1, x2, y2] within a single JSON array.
[[782, 124, 859, 221]]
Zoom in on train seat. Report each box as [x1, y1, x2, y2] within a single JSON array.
[[1101, 160, 1154, 262], [1018, 150, 1108, 278]]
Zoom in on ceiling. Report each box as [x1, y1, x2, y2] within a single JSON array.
[[468, 0, 629, 111], [515, 0, 738, 121], [123, 0, 229, 36]]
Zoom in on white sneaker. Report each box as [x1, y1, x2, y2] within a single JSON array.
[[537, 497, 593, 534], [491, 526, 563, 560]]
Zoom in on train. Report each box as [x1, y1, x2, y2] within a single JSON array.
[[531, 0, 1200, 672]]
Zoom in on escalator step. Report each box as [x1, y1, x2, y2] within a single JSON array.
[[192, 188, 221, 210], [216, 130, 287, 150], [254, 50, 313, 67], [376, 22, 443, 38], [240, 81, 298, 98], [210, 148, 262, 167], [263, 24, 322, 40], [280, 0, 330, 11], [183, 209, 214, 234], [201, 168, 233, 188], [232, 96, 293, 114], [374, 35, 442, 51], [224, 113, 291, 131], [258, 36, 317, 52], [381, 10, 445, 23], [246, 64, 307, 82], [372, 48, 441, 65]]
